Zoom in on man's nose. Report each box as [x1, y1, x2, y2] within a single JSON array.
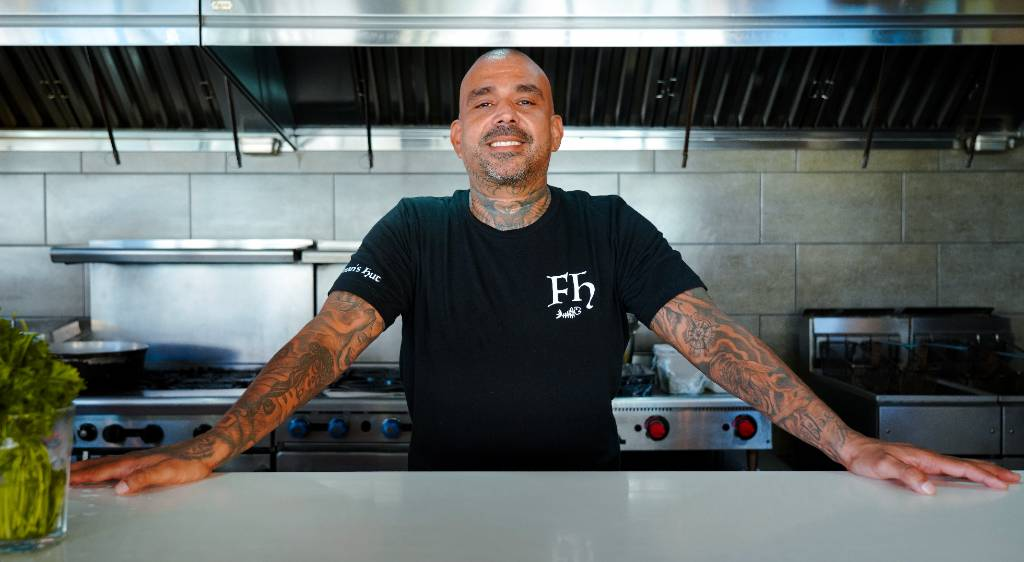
[[492, 100, 519, 124]]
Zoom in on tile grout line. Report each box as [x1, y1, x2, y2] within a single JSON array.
[[900, 172, 906, 243], [758, 173, 764, 243], [42, 173, 48, 245], [187, 175, 192, 238], [79, 151, 87, 316], [793, 243, 800, 314]]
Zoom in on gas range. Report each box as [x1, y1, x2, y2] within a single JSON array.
[[799, 308, 1024, 467], [72, 367, 412, 471], [72, 365, 772, 471]]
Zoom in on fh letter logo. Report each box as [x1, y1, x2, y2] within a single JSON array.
[[546, 271, 595, 319]]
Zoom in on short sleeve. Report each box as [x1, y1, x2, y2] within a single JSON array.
[[329, 200, 414, 327], [613, 197, 706, 327]]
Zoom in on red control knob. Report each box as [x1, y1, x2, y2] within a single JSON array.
[[644, 416, 670, 441], [733, 415, 757, 440]]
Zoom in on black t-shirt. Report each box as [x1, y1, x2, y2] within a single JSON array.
[[330, 186, 705, 470]]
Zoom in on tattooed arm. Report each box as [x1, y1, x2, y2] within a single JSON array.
[[651, 289, 1019, 494], [70, 291, 386, 494]]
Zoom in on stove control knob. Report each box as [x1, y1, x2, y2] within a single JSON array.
[[733, 415, 758, 440], [193, 424, 213, 438], [327, 417, 349, 439], [288, 417, 311, 438], [102, 424, 126, 444], [77, 423, 98, 442], [380, 418, 401, 439], [644, 416, 670, 441], [141, 424, 164, 445]]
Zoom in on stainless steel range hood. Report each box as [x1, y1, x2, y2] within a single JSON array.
[[200, 0, 1024, 47], [6, 1, 1024, 47], [0, 1, 200, 46], [1, 1, 1022, 155]]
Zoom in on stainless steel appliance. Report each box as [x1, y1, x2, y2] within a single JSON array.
[[72, 364, 771, 471], [71, 368, 274, 471], [52, 239, 316, 367], [3, 1, 1022, 158], [71, 368, 407, 472], [799, 308, 1024, 468], [276, 369, 410, 471]]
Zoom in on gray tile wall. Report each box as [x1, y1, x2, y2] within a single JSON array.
[[620, 173, 760, 243], [191, 174, 333, 239], [905, 172, 1024, 242], [2, 147, 1022, 368], [762, 173, 901, 242], [0, 174, 45, 244], [46, 174, 190, 243]]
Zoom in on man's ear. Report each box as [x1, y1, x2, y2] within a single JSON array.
[[450, 120, 464, 159], [549, 114, 564, 152]]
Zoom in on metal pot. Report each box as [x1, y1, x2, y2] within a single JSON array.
[[49, 341, 148, 394]]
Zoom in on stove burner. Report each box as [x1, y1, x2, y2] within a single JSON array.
[[328, 367, 403, 394], [822, 367, 983, 396], [78, 366, 262, 396], [618, 364, 656, 397], [813, 327, 1024, 397], [141, 367, 262, 391]]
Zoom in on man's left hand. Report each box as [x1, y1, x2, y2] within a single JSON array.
[[839, 434, 1021, 494]]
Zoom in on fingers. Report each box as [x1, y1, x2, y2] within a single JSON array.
[[938, 459, 1009, 490], [70, 453, 161, 485], [906, 451, 1010, 490], [115, 459, 209, 495], [877, 455, 934, 495], [966, 459, 1021, 483]]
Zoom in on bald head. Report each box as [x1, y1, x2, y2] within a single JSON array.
[[459, 49, 554, 117], [450, 48, 563, 192]]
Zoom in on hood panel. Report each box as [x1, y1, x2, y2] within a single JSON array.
[[0, 0, 198, 46], [214, 46, 1022, 135], [2, 45, 1021, 146], [201, 0, 1024, 47], [1, 2, 1021, 150]]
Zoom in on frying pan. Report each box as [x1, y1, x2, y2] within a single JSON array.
[[49, 341, 148, 394]]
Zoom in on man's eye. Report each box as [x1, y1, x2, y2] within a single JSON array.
[[476, 102, 492, 108], [518, 99, 535, 105]]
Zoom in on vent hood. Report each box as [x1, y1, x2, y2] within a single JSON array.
[[199, 1, 1024, 48], [1, 1, 1022, 158]]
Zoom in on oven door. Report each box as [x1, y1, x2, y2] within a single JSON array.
[[276, 451, 408, 471]]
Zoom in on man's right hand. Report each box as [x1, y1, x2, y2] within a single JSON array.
[[70, 433, 226, 495]]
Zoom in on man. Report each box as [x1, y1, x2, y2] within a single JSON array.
[[72, 49, 1019, 495]]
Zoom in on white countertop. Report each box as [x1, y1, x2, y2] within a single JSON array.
[[12, 471, 1023, 562]]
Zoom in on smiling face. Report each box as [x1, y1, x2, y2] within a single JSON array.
[[450, 50, 564, 192]]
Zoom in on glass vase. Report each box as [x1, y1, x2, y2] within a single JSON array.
[[0, 405, 74, 553]]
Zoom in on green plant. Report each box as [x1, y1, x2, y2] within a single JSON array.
[[0, 313, 84, 540]]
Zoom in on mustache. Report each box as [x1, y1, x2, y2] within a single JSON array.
[[480, 124, 533, 144]]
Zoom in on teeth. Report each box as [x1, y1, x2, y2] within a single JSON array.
[[490, 141, 522, 147]]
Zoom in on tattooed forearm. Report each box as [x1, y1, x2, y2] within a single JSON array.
[[198, 291, 385, 468], [651, 291, 854, 464], [165, 434, 218, 461]]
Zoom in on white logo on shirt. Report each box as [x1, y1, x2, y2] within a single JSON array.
[[555, 306, 583, 319], [343, 264, 382, 283], [546, 270, 595, 319]]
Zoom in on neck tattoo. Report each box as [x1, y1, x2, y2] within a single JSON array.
[[469, 186, 551, 231]]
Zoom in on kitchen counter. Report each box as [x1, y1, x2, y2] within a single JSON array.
[[12, 471, 1023, 562]]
